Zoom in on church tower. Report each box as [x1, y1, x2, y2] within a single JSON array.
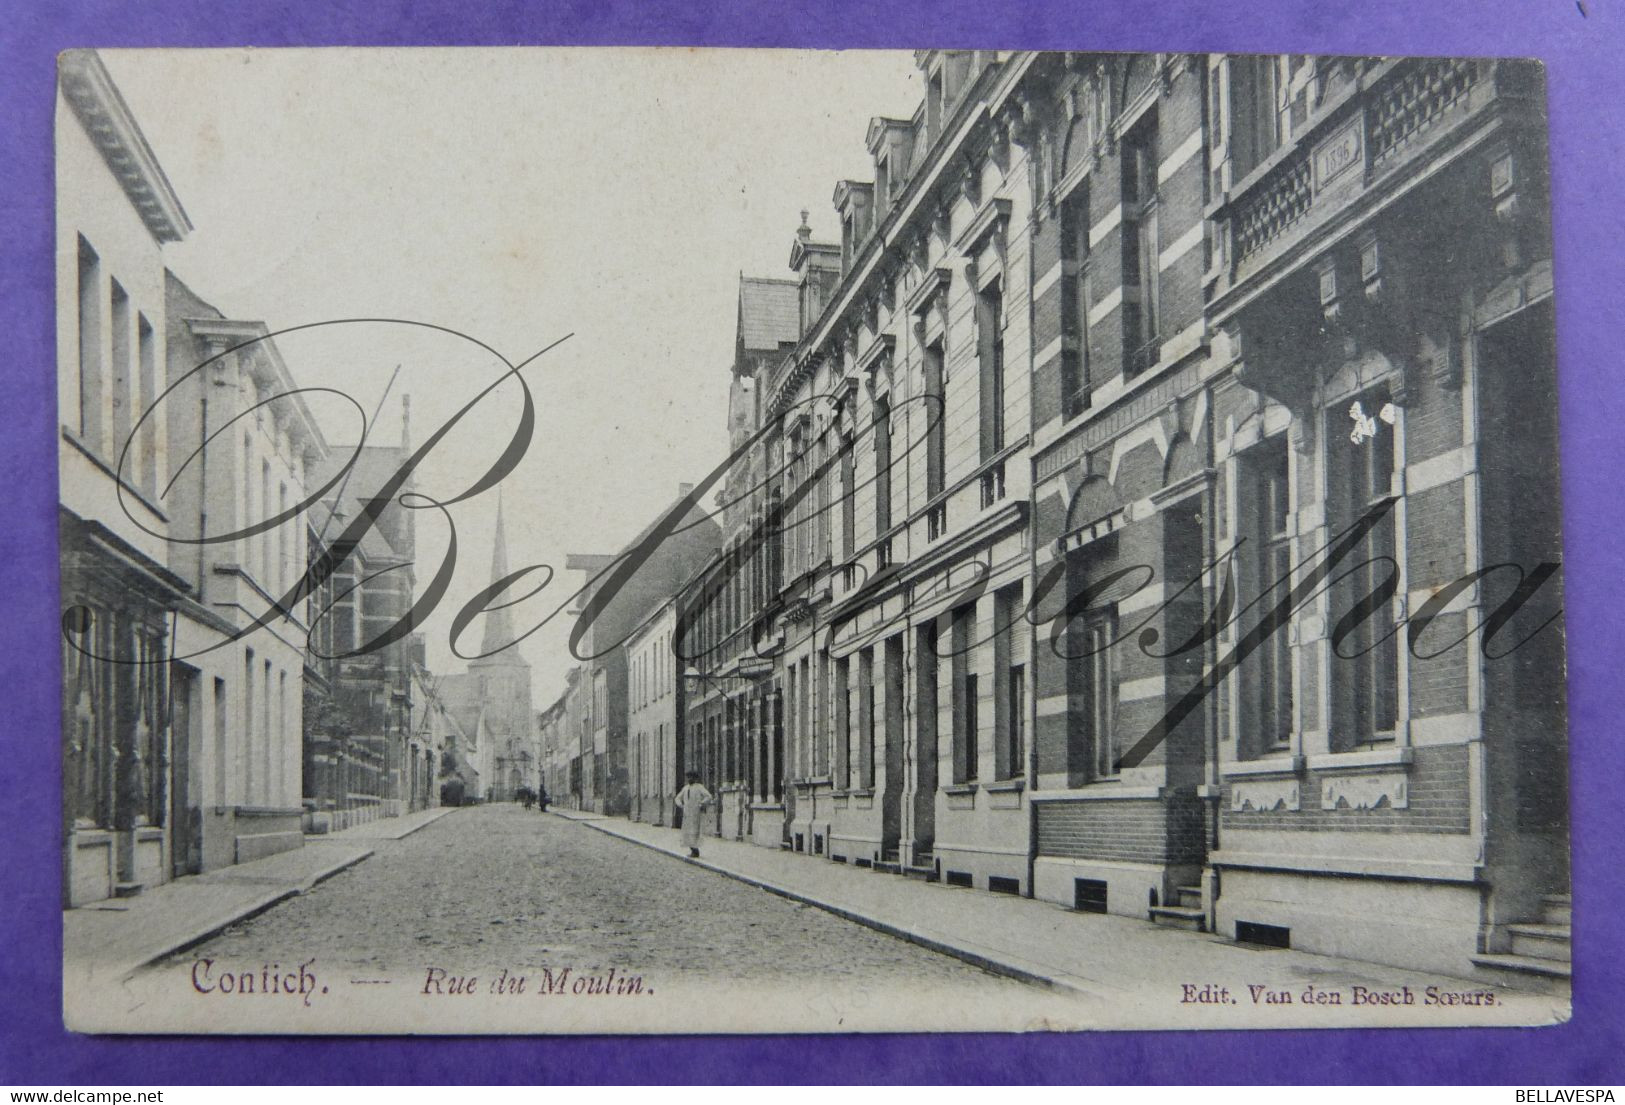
[[470, 491, 534, 795]]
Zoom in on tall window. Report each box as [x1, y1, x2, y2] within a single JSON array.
[[786, 663, 799, 782], [923, 341, 946, 499], [262, 659, 273, 805], [1121, 115, 1160, 376], [835, 655, 851, 787], [1247, 438, 1294, 752], [1061, 190, 1092, 419], [243, 648, 255, 805], [815, 434, 829, 565], [768, 490, 783, 592], [137, 314, 157, 493], [261, 459, 272, 587], [1079, 609, 1119, 780], [977, 284, 1005, 460], [964, 672, 980, 782], [800, 655, 813, 778], [785, 441, 801, 578], [1332, 387, 1399, 747], [995, 584, 1026, 780], [1229, 54, 1282, 181], [109, 280, 131, 464], [951, 602, 978, 783], [77, 236, 103, 449], [815, 651, 830, 776], [859, 648, 876, 789], [872, 395, 892, 536], [279, 670, 289, 804], [279, 483, 289, 596], [1007, 662, 1026, 778], [916, 620, 940, 796], [840, 430, 856, 560], [213, 676, 228, 805]]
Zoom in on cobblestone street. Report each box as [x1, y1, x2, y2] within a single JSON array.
[[168, 805, 1033, 991]]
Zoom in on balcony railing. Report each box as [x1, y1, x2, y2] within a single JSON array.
[[1368, 57, 1478, 170], [1223, 58, 1490, 277], [1233, 148, 1312, 265]]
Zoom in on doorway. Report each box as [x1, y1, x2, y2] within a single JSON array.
[[169, 662, 202, 878]]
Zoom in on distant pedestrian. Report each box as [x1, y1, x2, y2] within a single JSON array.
[[520, 786, 534, 811], [537, 784, 550, 813], [674, 772, 712, 858]]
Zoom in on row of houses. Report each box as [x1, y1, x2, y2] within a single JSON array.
[[57, 51, 468, 906], [537, 492, 723, 819], [548, 49, 1568, 987]]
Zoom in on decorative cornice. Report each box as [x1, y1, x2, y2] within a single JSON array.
[[59, 50, 192, 245], [906, 266, 953, 317], [188, 317, 329, 457], [772, 55, 1034, 415], [954, 196, 1012, 257], [856, 333, 895, 376], [955, 152, 982, 206]]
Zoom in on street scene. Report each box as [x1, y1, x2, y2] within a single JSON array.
[[171, 805, 1023, 988], [57, 47, 1570, 1034]]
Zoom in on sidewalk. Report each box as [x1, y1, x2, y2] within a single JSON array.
[[313, 804, 458, 840], [64, 805, 459, 984], [547, 807, 606, 821], [583, 816, 1570, 1026]]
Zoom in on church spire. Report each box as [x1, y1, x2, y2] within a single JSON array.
[[480, 488, 516, 657]]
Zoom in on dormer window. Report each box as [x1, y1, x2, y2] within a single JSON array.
[[833, 182, 873, 275]]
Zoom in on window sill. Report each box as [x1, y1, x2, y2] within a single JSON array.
[[1306, 746, 1413, 773], [943, 782, 979, 796], [1029, 784, 1165, 802], [915, 436, 1031, 519], [846, 787, 875, 799], [983, 777, 1025, 793], [1224, 755, 1304, 778]]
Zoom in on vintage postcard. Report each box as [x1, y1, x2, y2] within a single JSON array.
[[56, 46, 1569, 1034]]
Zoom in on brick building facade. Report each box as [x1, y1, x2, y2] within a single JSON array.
[[666, 50, 1567, 987]]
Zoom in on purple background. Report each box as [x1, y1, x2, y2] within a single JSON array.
[[4, 0, 1621, 1084]]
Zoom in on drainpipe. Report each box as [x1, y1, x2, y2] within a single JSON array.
[[196, 381, 209, 604]]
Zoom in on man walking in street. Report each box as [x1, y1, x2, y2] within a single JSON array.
[[675, 772, 712, 858]]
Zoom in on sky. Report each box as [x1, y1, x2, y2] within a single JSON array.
[[100, 47, 921, 702]]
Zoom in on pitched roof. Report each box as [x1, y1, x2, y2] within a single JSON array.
[[737, 276, 800, 353], [310, 444, 413, 561]]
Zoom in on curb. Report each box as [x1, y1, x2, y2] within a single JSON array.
[[314, 805, 460, 843], [400, 807, 456, 836], [578, 820, 1100, 1001], [373, 806, 457, 840], [111, 846, 375, 981], [547, 809, 606, 821]]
